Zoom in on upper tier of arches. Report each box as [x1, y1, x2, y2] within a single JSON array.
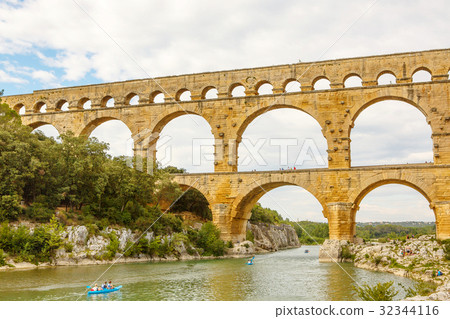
[[6, 49, 449, 114]]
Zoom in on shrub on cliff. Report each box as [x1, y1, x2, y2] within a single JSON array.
[[0, 217, 63, 264], [399, 281, 437, 298], [354, 281, 398, 301]]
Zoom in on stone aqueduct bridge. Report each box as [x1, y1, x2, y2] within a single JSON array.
[[3, 49, 450, 242]]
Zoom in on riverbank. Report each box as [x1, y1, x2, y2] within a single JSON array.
[[0, 221, 300, 272], [320, 236, 450, 300]]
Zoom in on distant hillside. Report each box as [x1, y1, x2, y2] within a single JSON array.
[[356, 221, 435, 228]]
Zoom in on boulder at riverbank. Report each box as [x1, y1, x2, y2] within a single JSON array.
[[318, 239, 351, 262]]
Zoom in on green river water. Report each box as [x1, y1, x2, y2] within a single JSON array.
[[0, 246, 417, 301]]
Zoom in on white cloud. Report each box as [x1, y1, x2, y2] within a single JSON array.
[[30, 69, 57, 84], [0, 69, 28, 84]]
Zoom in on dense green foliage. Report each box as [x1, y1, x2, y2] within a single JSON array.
[[250, 203, 284, 224], [354, 281, 399, 301], [292, 221, 329, 244], [356, 224, 435, 241], [0, 217, 63, 264], [0, 106, 184, 231], [188, 222, 225, 256]]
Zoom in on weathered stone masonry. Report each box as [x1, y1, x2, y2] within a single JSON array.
[[3, 48, 450, 242]]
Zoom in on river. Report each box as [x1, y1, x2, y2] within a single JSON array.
[[0, 246, 417, 301]]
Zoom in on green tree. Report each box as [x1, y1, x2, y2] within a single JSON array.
[[57, 133, 109, 211], [195, 222, 225, 256], [250, 203, 284, 224]]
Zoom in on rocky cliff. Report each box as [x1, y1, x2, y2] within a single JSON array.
[[248, 222, 300, 252], [1, 221, 301, 270]]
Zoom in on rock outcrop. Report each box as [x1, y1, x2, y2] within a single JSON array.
[[247, 222, 300, 252], [319, 239, 350, 262]]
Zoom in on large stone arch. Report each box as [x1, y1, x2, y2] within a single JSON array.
[[348, 177, 438, 239], [236, 103, 325, 142], [351, 96, 430, 129], [149, 108, 211, 137], [79, 116, 133, 137], [349, 171, 435, 208], [177, 183, 215, 213], [349, 95, 435, 167], [349, 170, 436, 228], [234, 104, 328, 171], [28, 121, 62, 135], [229, 176, 327, 241], [145, 107, 215, 170]]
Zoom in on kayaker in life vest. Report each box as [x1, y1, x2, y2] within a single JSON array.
[[108, 281, 114, 289], [102, 282, 108, 289]]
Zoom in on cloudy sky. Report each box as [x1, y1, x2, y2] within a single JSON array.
[[1, 0, 448, 222]]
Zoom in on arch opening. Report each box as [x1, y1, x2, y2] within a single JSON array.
[[88, 119, 133, 158], [101, 96, 115, 108], [79, 98, 91, 109], [125, 93, 139, 105], [257, 82, 273, 95], [171, 186, 213, 221], [313, 77, 331, 90], [14, 103, 26, 115], [344, 75, 362, 88], [31, 123, 60, 140], [34, 102, 47, 113], [150, 91, 165, 103], [176, 89, 191, 101], [156, 114, 214, 173], [284, 80, 301, 93], [354, 183, 435, 240], [377, 72, 396, 85], [230, 84, 245, 97], [61, 102, 69, 111], [412, 69, 432, 83], [350, 99, 433, 166], [232, 184, 327, 242], [202, 87, 218, 99], [237, 107, 327, 171]]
